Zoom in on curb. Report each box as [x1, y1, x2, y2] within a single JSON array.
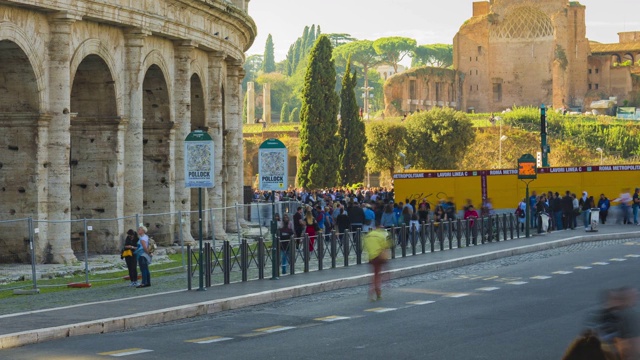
[[1, 231, 638, 349]]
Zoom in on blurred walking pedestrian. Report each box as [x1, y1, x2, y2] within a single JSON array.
[[363, 225, 391, 301]]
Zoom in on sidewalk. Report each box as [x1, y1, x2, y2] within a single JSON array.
[[1, 224, 639, 349]]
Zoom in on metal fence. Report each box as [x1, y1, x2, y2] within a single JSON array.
[[0, 201, 300, 294], [185, 214, 522, 289], [0, 210, 521, 297]]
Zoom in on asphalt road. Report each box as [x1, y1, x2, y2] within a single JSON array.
[[3, 239, 639, 360]]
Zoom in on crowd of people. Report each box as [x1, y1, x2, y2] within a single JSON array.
[[515, 188, 640, 234]]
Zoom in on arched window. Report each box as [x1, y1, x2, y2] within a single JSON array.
[[611, 54, 621, 65]]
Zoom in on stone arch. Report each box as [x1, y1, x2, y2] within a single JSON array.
[[142, 50, 174, 104], [0, 38, 42, 262], [70, 39, 122, 116], [69, 54, 121, 254], [189, 72, 206, 234], [141, 63, 174, 244], [612, 54, 622, 64], [623, 53, 634, 64], [0, 22, 46, 112]]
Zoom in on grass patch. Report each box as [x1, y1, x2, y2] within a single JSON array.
[[0, 253, 187, 300]]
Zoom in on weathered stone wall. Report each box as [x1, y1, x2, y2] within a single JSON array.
[[0, 0, 256, 263]]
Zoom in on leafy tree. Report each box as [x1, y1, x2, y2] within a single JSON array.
[[242, 54, 263, 91], [373, 37, 417, 73], [298, 35, 340, 188], [338, 60, 367, 185], [412, 44, 453, 68], [280, 102, 290, 123], [334, 40, 382, 114], [404, 108, 475, 170], [255, 72, 291, 118], [262, 34, 276, 73], [289, 107, 299, 123], [325, 33, 357, 48], [365, 121, 407, 177]]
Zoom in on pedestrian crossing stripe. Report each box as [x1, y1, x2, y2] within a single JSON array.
[[98, 348, 153, 357], [476, 287, 500, 291], [446, 293, 470, 298], [553, 271, 573, 275], [185, 336, 233, 344], [254, 326, 296, 333], [365, 307, 397, 313], [407, 300, 436, 305], [592, 262, 609, 266], [507, 281, 528, 285], [575, 266, 592, 269], [610, 258, 627, 262], [625, 254, 640, 258], [315, 315, 351, 322], [530, 276, 552, 280]]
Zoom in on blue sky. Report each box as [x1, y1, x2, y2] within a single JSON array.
[[247, 0, 640, 62]]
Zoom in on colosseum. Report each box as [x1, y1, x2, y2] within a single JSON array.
[[0, 0, 256, 263]]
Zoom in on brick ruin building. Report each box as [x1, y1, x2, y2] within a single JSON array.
[[384, 0, 640, 115], [0, 0, 256, 263]]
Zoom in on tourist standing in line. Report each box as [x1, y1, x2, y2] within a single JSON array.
[[633, 188, 640, 225], [598, 194, 611, 225], [562, 191, 575, 230], [122, 229, 139, 287], [135, 226, 152, 288], [278, 213, 294, 274]]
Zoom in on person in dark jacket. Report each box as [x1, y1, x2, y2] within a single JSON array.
[[562, 191, 575, 230], [552, 192, 563, 230], [336, 208, 351, 245], [347, 202, 365, 232], [122, 229, 139, 287], [598, 194, 611, 224]]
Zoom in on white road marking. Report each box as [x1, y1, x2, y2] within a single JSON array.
[[446, 293, 470, 298], [530, 276, 552, 280], [186, 336, 233, 344], [254, 326, 296, 333], [476, 287, 500, 291], [506, 281, 528, 285], [625, 254, 640, 258], [610, 258, 627, 262], [553, 271, 573, 275], [575, 266, 592, 270], [315, 316, 351, 322], [99, 348, 153, 357], [365, 307, 397, 313], [592, 262, 609, 266], [407, 300, 436, 305]]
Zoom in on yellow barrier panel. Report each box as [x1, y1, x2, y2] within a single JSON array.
[[393, 165, 640, 210]]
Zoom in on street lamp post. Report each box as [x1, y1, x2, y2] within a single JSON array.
[[361, 86, 374, 120], [596, 147, 603, 165]]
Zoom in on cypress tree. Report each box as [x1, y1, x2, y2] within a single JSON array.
[[298, 35, 340, 189], [289, 107, 299, 123], [338, 59, 367, 185], [285, 44, 294, 76], [292, 39, 302, 73], [301, 26, 310, 55], [262, 34, 276, 73], [280, 102, 290, 123]]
